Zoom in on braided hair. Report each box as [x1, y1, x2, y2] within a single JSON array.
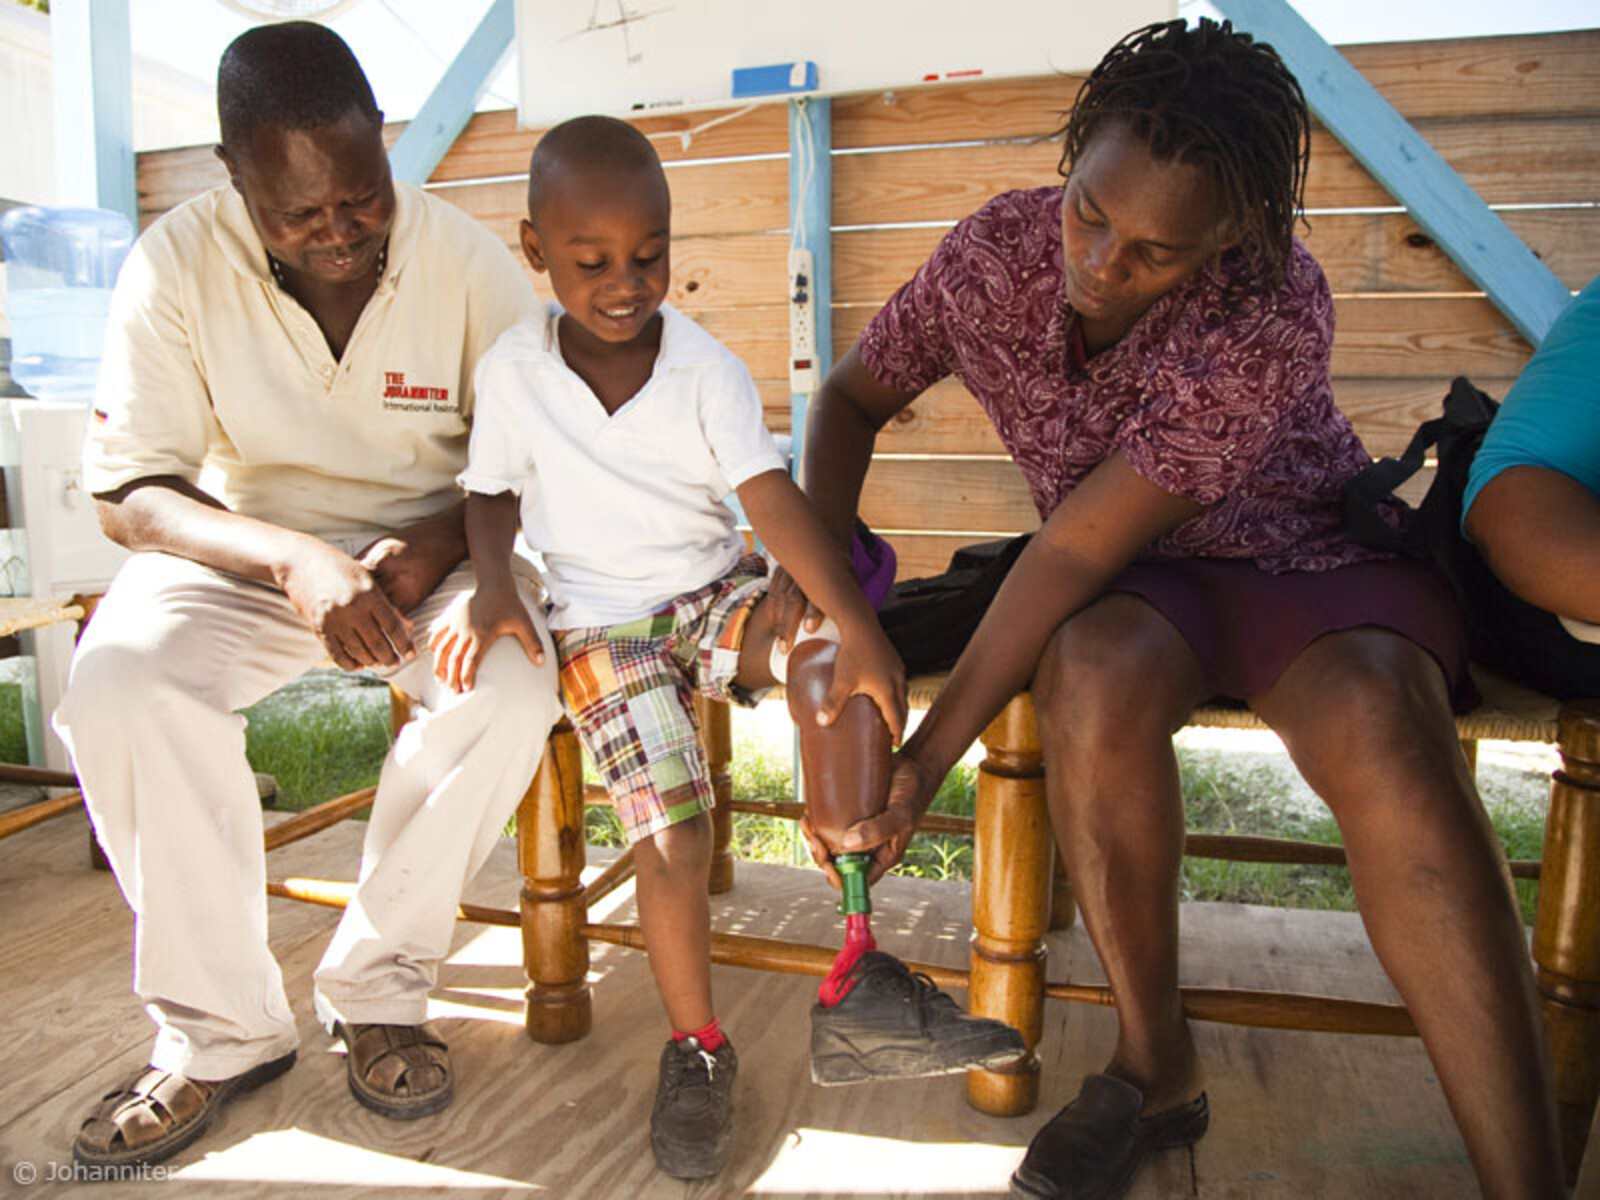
[[1057, 18, 1310, 286]]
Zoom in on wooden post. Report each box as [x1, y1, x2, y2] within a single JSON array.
[[520, 719, 592, 1043], [967, 693, 1051, 1117], [695, 695, 736, 894], [1533, 700, 1600, 1180], [389, 684, 415, 731]]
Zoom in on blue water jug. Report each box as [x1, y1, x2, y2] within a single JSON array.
[[1, 206, 133, 401]]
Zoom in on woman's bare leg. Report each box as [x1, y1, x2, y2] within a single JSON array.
[[1252, 628, 1562, 1199], [1031, 594, 1211, 1113]]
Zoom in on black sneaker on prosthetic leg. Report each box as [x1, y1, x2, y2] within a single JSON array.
[[650, 1035, 737, 1178], [810, 951, 1026, 1085]]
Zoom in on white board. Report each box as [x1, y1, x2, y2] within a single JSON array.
[[515, 1, 1177, 130]]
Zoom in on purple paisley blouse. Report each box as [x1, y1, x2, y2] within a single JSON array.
[[859, 187, 1385, 572]]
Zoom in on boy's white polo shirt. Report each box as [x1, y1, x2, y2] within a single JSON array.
[[461, 302, 786, 629], [86, 182, 537, 539]]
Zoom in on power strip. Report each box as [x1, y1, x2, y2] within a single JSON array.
[[788, 247, 818, 393]]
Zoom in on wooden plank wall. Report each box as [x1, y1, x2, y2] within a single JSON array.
[[134, 30, 1600, 579]]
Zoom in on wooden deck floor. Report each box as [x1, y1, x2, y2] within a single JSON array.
[[1, 802, 1485, 1198]]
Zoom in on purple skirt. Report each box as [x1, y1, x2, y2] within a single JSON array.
[[1109, 555, 1479, 711]]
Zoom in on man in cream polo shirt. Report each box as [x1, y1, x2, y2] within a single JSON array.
[[52, 23, 561, 1170]]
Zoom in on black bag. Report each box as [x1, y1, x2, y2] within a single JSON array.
[[1342, 376, 1600, 700], [877, 534, 1032, 675]]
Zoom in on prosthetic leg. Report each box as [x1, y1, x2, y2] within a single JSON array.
[[777, 635, 1025, 1085]]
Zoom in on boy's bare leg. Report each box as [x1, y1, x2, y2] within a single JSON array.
[[637, 810, 735, 1182], [633, 813, 716, 1033]]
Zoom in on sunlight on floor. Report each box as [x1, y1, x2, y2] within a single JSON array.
[[748, 1128, 1022, 1194], [427, 862, 642, 1026], [172, 1129, 543, 1188]]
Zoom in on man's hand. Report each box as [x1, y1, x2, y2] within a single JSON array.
[[428, 585, 545, 693], [357, 506, 468, 614], [800, 751, 935, 887], [278, 541, 415, 670], [767, 566, 827, 654]]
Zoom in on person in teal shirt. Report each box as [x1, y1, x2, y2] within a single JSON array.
[[1465, 276, 1600, 638]]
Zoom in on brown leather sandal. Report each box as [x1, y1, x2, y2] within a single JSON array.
[[335, 1022, 453, 1119], [73, 1052, 296, 1169]]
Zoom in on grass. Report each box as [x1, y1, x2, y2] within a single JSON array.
[[239, 671, 394, 810], [0, 677, 29, 765], [9, 668, 1547, 923]]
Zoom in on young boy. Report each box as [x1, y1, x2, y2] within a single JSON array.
[[430, 115, 1022, 1179]]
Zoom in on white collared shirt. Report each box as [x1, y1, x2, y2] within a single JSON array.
[[461, 302, 786, 628], [86, 182, 537, 538]]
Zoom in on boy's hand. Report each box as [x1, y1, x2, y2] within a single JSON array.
[[799, 751, 934, 887], [767, 566, 828, 653], [812, 623, 908, 743], [428, 585, 545, 693]]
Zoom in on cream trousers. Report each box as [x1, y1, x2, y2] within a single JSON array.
[[53, 548, 561, 1080]]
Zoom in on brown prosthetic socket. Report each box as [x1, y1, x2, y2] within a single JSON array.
[[785, 638, 892, 856]]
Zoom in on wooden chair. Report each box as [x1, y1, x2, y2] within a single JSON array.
[[0, 595, 91, 841], [0, 593, 273, 859]]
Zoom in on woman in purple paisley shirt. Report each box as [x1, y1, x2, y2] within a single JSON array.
[[782, 19, 1562, 1200]]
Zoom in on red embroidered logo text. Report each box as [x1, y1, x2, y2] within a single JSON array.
[[381, 371, 456, 414]]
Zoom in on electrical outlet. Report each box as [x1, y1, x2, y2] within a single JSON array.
[[788, 247, 818, 393]]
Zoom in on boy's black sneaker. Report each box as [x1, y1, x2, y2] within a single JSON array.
[[810, 951, 1027, 1085], [650, 1034, 737, 1178]]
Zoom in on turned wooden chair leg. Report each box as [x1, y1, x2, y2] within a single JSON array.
[[1049, 844, 1077, 931], [1532, 700, 1600, 1182], [520, 718, 592, 1043], [695, 695, 736, 895], [967, 694, 1052, 1117]]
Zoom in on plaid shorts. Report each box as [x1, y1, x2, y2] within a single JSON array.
[[554, 555, 770, 843]]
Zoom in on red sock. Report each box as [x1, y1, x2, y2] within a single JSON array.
[[817, 914, 877, 1007], [672, 1017, 726, 1052]]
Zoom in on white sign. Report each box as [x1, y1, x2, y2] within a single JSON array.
[[516, 1, 1177, 129]]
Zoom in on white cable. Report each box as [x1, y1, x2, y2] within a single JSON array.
[[643, 103, 760, 153], [790, 97, 816, 250]]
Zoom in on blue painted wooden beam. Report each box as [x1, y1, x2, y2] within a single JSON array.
[[50, 0, 136, 225], [788, 96, 833, 472], [389, 0, 514, 186], [1213, 0, 1571, 346]]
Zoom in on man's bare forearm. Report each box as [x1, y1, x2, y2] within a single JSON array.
[[95, 477, 320, 589]]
